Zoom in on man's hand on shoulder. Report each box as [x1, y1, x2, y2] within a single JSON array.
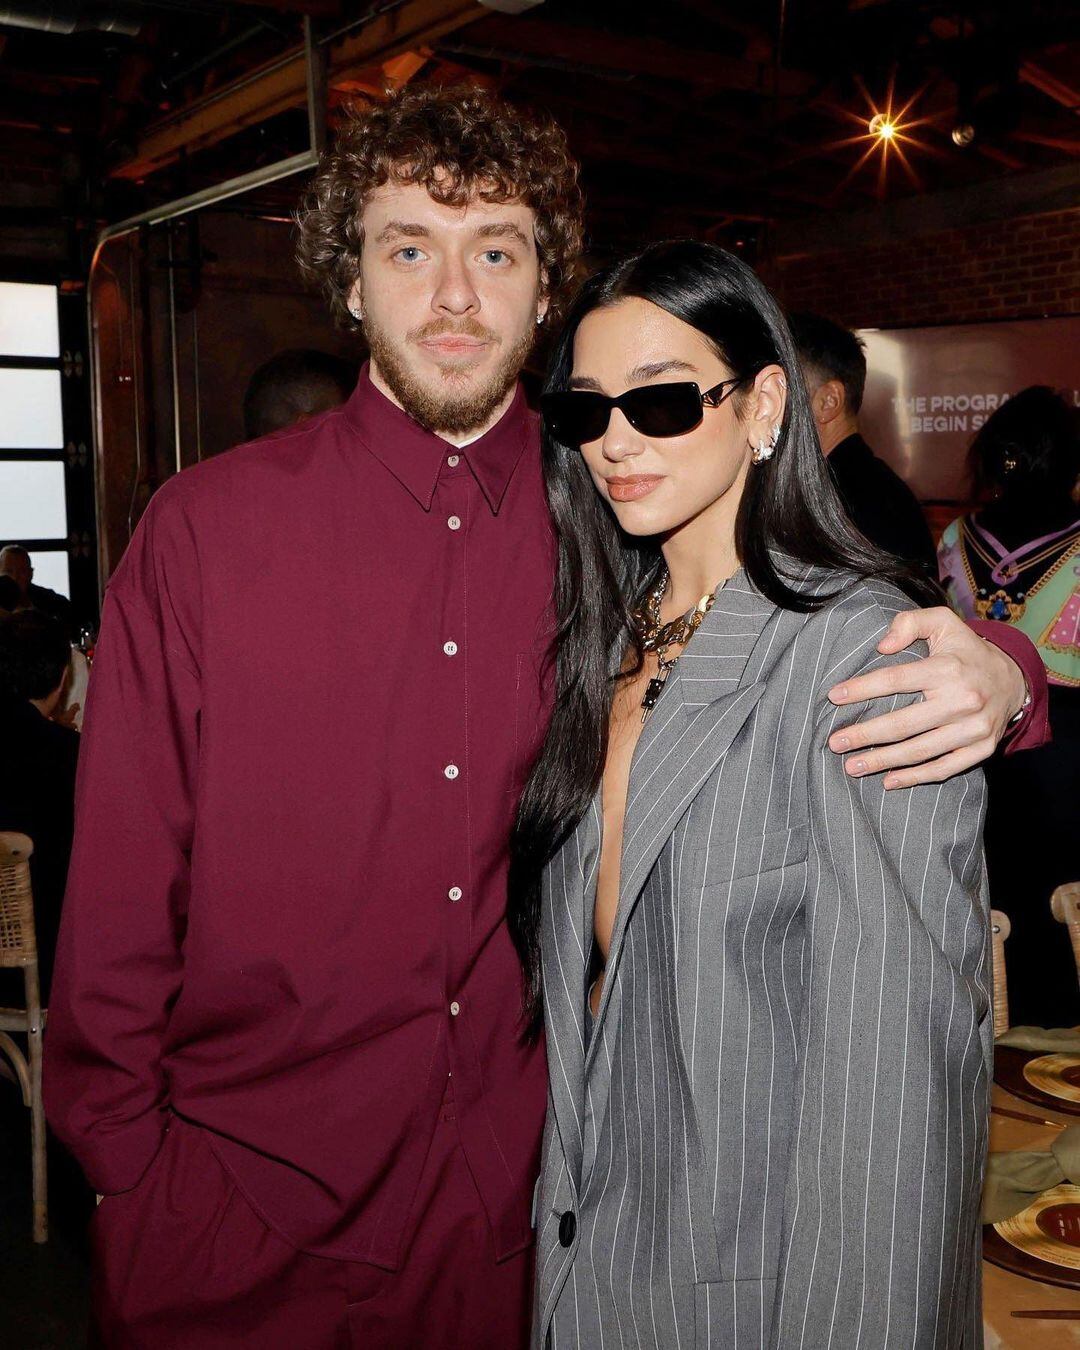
[[826, 605, 1028, 789]]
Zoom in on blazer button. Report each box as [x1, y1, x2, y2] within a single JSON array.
[[558, 1210, 576, 1247]]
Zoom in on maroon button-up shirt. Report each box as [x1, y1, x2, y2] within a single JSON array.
[[44, 368, 556, 1267]]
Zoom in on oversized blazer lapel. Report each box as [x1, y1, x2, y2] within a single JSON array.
[[541, 791, 601, 1191], [584, 569, 778, 1074]]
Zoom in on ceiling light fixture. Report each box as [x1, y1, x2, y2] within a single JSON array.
[[869, 113, 896, 141], [822, 73, 939, 200]]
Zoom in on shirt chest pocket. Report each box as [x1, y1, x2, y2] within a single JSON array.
[[729, 822, 809, 882], [681, 825, 811, 1017]]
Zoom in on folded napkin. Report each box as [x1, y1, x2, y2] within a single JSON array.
[[996, 1026, 1080, 1053], [982, 1123, 1080, 1224]]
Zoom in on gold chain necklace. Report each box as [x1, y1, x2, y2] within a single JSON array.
[[961, 518, 1080, 622], [632, 568, 716, 722], [961, 519, 1080, 582]]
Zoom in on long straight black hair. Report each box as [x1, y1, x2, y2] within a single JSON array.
[[508, 239, 937, 1025]]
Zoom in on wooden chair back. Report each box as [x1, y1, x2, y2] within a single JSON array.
[[1050, 882, 1080, 996], [990, 909, 1011, 1038], [0, 832, 37, 969], [0, 832, 47, 1242]]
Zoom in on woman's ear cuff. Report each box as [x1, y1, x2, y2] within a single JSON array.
[[751, 423, 780, 464]]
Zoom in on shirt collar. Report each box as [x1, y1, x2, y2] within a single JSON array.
[[830, 432, 868, 461], [342, 362, 534, 515]]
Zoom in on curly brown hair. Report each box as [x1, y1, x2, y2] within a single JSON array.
[[296, 84, 584, 329]]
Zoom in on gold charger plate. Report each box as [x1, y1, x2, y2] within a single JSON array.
[[1022, 1054, 1080, 1105], [995, 1045, 1080, 1118], [994, 1184, 1080, 1273]]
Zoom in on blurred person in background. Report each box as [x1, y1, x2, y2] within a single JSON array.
[[242, 348, 357, 440], [790, 313, 936, 573], [0, 610, 80, 1001], [939, 386, 1080, 1026], [0, 543, 76, 639], [0, 574, 22, 612]]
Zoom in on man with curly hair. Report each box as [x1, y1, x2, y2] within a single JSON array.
[[47, 85, 581, 1350], [45, 83, 1046, 1350]]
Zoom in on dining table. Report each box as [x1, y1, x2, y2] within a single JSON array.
[[983, 1078, 1080, 1347]]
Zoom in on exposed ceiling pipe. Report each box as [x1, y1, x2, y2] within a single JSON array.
[[0, 3, 141, 35], [477, 0, 544, 11], [93, 149, 318, 244], [160, 24, 268, 91]]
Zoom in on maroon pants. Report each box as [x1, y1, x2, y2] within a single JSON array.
[[90, 1095, 533, 1349]]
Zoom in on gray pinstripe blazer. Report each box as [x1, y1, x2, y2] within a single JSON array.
[[533, 564, 990, 1350]]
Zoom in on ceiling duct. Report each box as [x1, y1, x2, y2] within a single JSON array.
[[477, 1, 545, 12], [0, 3, 141, 36]]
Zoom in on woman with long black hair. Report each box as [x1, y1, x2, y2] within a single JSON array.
[[512, 241, 989, 1350]]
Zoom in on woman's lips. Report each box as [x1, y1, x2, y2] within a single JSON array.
[[605, 475, 664, 502]]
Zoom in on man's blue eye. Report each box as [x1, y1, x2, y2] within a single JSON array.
[[397, 247, 421, 262], [484, 250, 508, 264]]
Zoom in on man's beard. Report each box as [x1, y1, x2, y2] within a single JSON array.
[[364, 314, 536, 437]]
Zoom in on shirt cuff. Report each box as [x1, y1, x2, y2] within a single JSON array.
[[966, 619, 1051, 754]]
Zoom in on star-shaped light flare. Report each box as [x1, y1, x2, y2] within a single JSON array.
[[824, 72, 949, 199]]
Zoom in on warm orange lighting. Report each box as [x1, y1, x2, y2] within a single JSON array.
[[819, 75, 943, 201]]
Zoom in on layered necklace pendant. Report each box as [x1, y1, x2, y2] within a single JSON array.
[[640, 662, 675, 719], [975, 587, 1027, 623], [633, 568, 717, 723]]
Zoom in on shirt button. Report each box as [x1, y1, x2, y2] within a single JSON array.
[[448, 886, 462, 902], [450, 1001, 461, 1017], [447, 515, 461, 531], [447, 454, 460, 467], [443, 764, 459, 780], [443, 640, 458, 656]]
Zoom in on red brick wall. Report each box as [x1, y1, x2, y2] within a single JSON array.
[[766, 207, 1080, 328]]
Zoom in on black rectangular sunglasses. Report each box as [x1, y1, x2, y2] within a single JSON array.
[[541, 376, 746, 448]]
